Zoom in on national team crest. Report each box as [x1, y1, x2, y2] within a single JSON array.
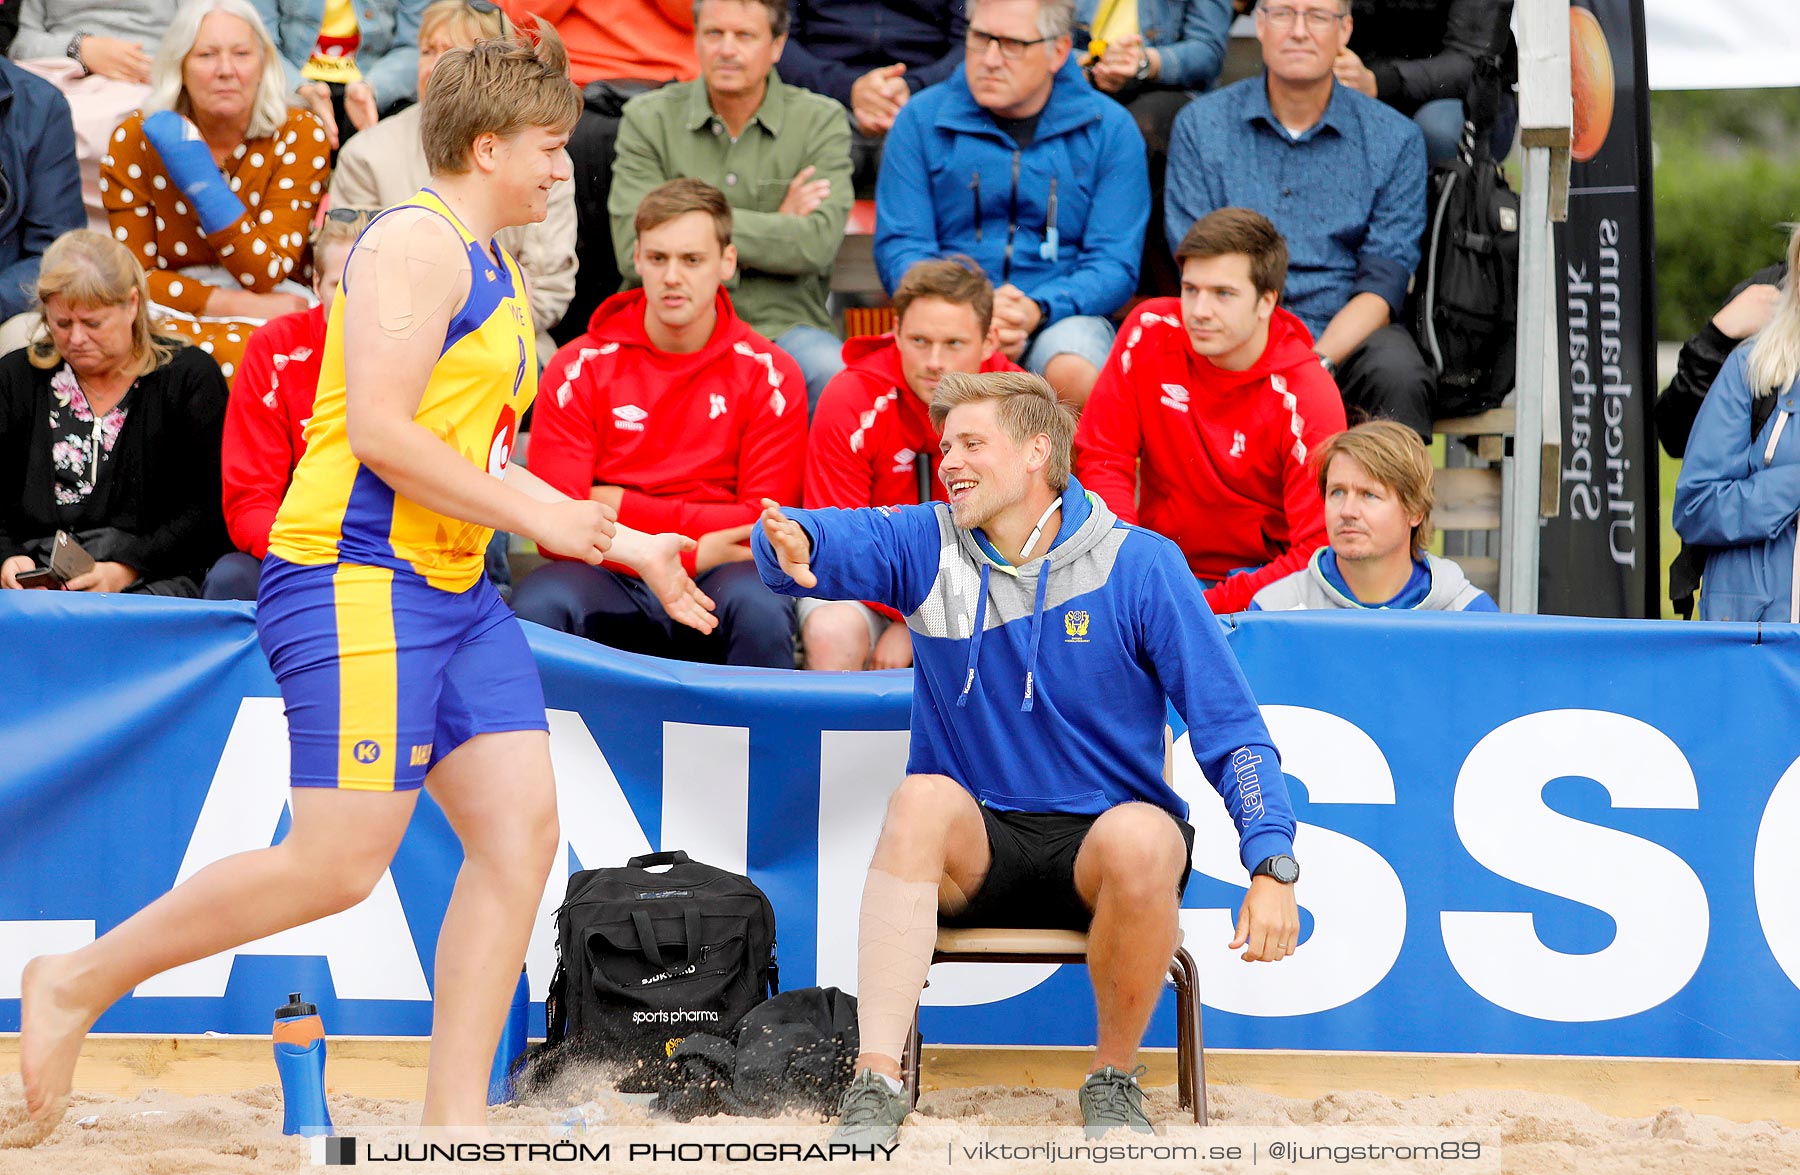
[[1064, 610, 1090, 642]]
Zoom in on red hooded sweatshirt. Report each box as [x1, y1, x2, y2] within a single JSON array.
[[805, 333, 1022, 514], [805, 333, 1020, 620], [532, 288, 806, 575], [220, 305, 324, 558], [1073, 299, 1346, 614]]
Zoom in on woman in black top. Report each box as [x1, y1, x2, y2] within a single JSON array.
[[0, 229, 229, 596]]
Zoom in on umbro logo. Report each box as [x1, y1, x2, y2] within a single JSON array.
[[1159, 383, 1190, 413], [613, 404, 648, 432], [891, 449, 916, 473]]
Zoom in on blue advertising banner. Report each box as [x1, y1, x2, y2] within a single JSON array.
[[1, 594, 1796, 1060]]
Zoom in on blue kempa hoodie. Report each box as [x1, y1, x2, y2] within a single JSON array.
[[753, 478, 1296, 872]]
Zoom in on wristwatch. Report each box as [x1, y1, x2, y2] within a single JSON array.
[[66, 31, 90, 75], [1251, 854, 1300, 884], [1314, 350, 1338, 378], [1134, 49, 1153, 82]]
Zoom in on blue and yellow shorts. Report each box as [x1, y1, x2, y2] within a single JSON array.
[[256, 557, 548, 790]]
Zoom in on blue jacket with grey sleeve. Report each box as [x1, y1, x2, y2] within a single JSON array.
[[752, 478, 1296, 872]]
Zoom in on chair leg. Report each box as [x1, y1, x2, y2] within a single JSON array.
[[1172, 945, 1206, 1125], [903, 1012, 922, 1109], [1169, 959, 1192, 1116]]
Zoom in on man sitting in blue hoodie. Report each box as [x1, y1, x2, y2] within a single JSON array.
[[755, 370, 1301, 1145], [872, 0, 1149, 410]]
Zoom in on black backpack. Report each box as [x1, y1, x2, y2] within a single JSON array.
[[1411, 17, 1520, 419], [540, 850, 778, 1091], [653, 986, 860, 1120]]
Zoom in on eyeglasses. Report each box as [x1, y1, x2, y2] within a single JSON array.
[[1260, 5, 1347, 32], [966, 28, 1053, 61]]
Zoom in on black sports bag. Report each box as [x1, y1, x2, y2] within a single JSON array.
[[542, 850, 778, 1090]]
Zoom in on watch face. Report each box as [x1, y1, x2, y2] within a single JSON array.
[[1272, 855, 1300, 884]]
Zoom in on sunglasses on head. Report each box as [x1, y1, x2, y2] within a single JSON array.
[[465, 0, 501, 13], [325, 206, 378, 223]]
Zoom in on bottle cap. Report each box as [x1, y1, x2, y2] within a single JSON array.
[[276, 992, 318, 1019]]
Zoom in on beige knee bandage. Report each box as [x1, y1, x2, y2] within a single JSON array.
[[855, 869, 940, 1066]]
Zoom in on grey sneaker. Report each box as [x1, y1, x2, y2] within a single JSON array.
[[1079, 1065, 1154, 1138], [829, 1069, 910, 1148]]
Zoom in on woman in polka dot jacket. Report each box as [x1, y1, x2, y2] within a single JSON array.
[[99, 0, 330, 384]]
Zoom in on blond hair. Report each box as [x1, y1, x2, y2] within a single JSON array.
[[419, 0, 512, 47], [1313, 420, 1435, 560], [930, 371, 1075, 491], [1747, 222, 1800, 397], [147, 0, 293, 141], [30, 231, 176, 375], [421, 19, 581, 175]]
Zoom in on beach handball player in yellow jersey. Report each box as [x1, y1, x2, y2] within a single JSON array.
[[10, 22, 715, 1145]]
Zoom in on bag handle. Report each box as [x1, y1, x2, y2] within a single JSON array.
[[628, 850, 691, 869], [630, 907, 703, 973]]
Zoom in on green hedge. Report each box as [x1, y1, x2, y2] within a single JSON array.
[[1651, 90, 1800, 342]]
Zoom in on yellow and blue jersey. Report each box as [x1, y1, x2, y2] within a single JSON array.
[[267, 188, 536, 593]]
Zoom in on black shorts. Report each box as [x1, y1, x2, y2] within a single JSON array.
[[938, 806, 1197, 932]]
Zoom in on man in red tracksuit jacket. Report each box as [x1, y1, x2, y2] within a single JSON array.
[[204, 212, 370, 600], [802, 256, 1020, 670], [514, 178, 806, 666], [1074, 207, 1346, 614]]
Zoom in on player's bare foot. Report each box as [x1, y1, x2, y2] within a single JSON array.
[[8, 955, 100, 1147]]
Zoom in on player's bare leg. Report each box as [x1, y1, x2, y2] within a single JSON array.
[[417, 730, 559, 1134], [10, 788, 418, 1145]]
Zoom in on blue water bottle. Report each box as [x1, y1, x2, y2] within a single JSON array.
[[488, 965, 530, 1105], [273, 992, 333, 1137]]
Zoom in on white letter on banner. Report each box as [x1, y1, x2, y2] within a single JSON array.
[[815, 731, 1059, 1005], [136, 698, 430, 1000], [662, 721, 749, 875], [1755, 753, 1800, 991], [0, 923, 95, 998], [1175, 707, 1406, 1016], [1441, 709, 1709, 1021], [524, 709, 655, 999]]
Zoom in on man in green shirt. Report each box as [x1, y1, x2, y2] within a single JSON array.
[[610, 0, 853, 413]]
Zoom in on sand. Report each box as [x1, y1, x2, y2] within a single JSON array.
[[2, 1068, 1797, 1175]]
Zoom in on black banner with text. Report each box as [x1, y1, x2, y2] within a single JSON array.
[[1539, 0, 1660, 616]]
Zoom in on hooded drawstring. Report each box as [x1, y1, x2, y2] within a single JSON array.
[[1021, 558, 1051, 711], [956, 557, 1055, 712], [957, 563, 992, 707]]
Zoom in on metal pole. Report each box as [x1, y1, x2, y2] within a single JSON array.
[[1504, 146, 1553, 613]]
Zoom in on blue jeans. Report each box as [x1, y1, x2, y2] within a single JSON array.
[[776, 324, 846, 417], [1021, 314, 1117, 375], [1414, 97, 1519, 168], [510, 559, 796, 668], [202, 551, 263, 601]]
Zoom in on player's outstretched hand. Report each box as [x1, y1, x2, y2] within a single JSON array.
[[610, 529, 717, 634], [534, 498, 618, 564], [758, 498, 816, 589]]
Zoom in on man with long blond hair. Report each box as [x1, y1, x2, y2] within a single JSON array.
[[1250, 420, 1496, 612], [11, 22, 715, 1143], [756, 370, 1300, 1146]]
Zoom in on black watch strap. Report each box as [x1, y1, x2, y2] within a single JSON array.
[[67, 32, 90, 74], [1251, 854, 1300, 884]]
